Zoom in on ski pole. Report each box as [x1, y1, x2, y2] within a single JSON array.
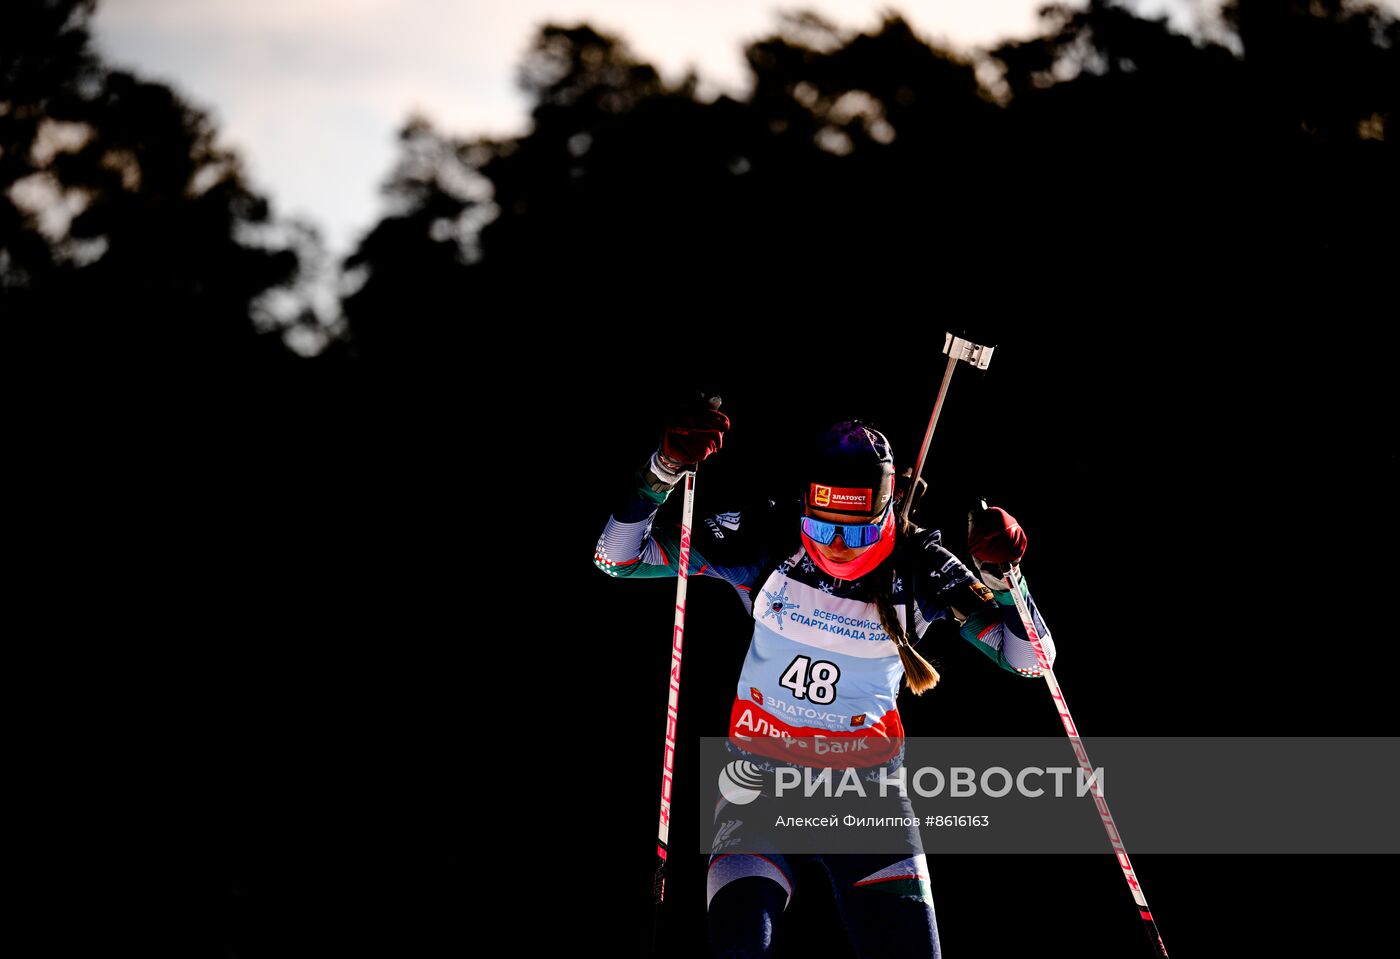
[[1001, 536, 1170, 957], [653, 468, 693, 909], [653, 396, 720, 924], [901, 333, 994, 528]]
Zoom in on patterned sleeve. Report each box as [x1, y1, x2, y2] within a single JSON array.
[[593, 460, 683, 580], [906, 529, 1057, 678], [593, 458, 766, 612]]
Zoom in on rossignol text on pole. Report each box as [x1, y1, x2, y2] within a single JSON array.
[[907, 334, 1169, 956], [1001, 557, 1169, 957], [653, 396, 721, 948], [653, 468, 694, 905]]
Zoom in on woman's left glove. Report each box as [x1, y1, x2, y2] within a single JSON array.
[[967, 504, 1027, 590]]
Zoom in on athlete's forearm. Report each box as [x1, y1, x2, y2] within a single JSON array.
[[958, 576, 1056, 677], [594, 457, 699, 579]]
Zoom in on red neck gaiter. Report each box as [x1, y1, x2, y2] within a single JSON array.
[[800, 508, 897, 581]]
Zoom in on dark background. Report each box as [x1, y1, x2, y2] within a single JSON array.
[[88, 327, 1389, 958], [7, 0, 1398, 955], [560, 328, 1399, 958]]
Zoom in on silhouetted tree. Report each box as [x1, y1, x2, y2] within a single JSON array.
[[1, 0, 101, 296], [987, 0, 1397, 274], [1, 0, 326, 368], [339, 13, 1010, 360], [340, 0, 1395, 356], [338, 22, 759, 363]]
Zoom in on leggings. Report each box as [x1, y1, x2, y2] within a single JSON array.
[[707, 790, 940, 958]]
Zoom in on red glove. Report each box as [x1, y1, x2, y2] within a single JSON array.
[[968, 505, 1028, 566], [659, 404, 729, 469]]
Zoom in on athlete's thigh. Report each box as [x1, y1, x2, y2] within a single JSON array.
[[820, 838, 940, 958]]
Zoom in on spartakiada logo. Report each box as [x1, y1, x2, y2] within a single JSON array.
[[813, 484, 831, 507]]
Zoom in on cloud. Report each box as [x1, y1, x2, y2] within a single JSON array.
[[99, 0, 401, 31]]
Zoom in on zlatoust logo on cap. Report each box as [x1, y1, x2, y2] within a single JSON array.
[[810, 485, 872, 511]]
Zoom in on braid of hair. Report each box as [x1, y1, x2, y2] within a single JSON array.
[[871, 558, 940, 695]]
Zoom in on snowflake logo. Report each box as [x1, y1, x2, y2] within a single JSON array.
[[761, 580, 801, 630], [894, 575, 903, 594], [800, 556, 816, 573], [818, 581, 834, 594]]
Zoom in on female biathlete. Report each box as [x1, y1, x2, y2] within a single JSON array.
[[595, 406, 1056, 958]]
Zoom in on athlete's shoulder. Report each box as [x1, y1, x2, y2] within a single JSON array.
[[698, 508, 747, 543], [901, 524, 952, 563], [906, 525, 944, 549], [899, 524, 975, 591], [692, 499, 776, 571]]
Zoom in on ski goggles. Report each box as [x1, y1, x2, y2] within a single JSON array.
[[801, 502, 891, 549]]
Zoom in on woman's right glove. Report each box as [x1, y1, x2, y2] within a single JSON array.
[[647, 396, 728, 489]]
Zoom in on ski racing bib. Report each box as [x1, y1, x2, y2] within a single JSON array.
[[728, 550, 906, 767]]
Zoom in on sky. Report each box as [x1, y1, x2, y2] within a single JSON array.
[[86, 1, 1269, 257]]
